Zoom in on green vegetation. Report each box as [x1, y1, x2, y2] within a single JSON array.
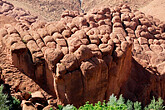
[[144, 97, 165, 110], [0, 84, 164, 110], [10, 96, 21, 110], [58, 94, 165, 110], [0, 85, 21, 110], [22, 39, 27, 44], [0, 85, 10, 110]]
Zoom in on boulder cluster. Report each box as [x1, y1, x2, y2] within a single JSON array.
[[20, 91, 57, 110], [0, 0, 165, 107]]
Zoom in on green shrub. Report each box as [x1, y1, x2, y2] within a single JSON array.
[[107, 94, 127, 110], [63, 104, 77, 110], [134, 101, 142, 110], [10, 96, 21, 110], [0, 85, 10, 110], [126, 100, 133, 110], [22, 39, 27, 44], [58, 105, 63, 110], [0, 85, 21, 110], [144, 97, 165, 110], [58, 94, 165, 110]]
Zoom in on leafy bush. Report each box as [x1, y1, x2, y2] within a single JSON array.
[[58, 105, 63, 110], [63, 104, 77, 110], [133, 101, 142, 110], [0, 85, 21, 110], [144, 97, 165, 110], [10, 96, 21, 110], [106, 94, 127, 110], [0, 85, 10, 110], [58, 94, 165, 110]]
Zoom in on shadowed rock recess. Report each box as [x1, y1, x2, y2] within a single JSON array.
[[0, 0, 165, 107]]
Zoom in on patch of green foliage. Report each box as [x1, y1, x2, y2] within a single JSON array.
[[58, 94, 165, 110], [63, 104, 77, 110], [10, 96, 21, 110], [21, 39, 27, 44], [58, 104, 64, 110], [0, 85, 21, 110], [144, 97, 165, 110], [0, 85, 10, 110]]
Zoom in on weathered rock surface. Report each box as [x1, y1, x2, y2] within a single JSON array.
[[0, 1, 165, 107], [43, 105, 57, 110], [22, 100, 37, 110]]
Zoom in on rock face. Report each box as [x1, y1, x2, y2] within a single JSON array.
[[0, 0, 165, 107]]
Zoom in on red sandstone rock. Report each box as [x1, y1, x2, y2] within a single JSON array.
[[150, 44, 163, 53], [44, 48, 63, 70], [27, 40, 40, 54], [22, 101, 37, 110], [157, 62, 165, 75], [99, 44, 113, 56], [43, 36, 54, 44], [43, 105, 56, 110], [74, 45, 93, 62], [1, 2, 165, 108], [60, 54, 79, 71], [23, 35, 33, 42], [62, 29, 72, 38], [37, 28, 48, 38]]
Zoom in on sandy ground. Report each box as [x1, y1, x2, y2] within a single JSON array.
[[6, 0, 80, 21], [6, 0, 158, 22], [81, 0, 154, 12], [140, 0, 165, 22]]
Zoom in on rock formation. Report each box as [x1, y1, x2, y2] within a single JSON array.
[[0, 0, 164, 107]]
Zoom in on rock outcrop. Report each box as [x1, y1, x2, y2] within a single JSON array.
[[0, 0, 165, 107]]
